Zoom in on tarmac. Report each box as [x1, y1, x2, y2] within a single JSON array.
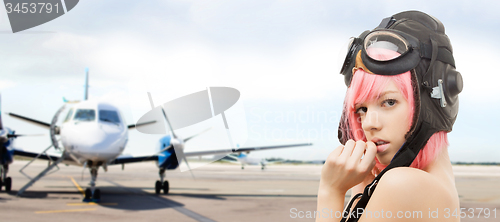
[[0, 161, 499, 222]]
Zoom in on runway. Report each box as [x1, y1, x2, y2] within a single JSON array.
[[0, 161, 498, 222]]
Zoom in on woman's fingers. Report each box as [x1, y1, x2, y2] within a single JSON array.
[[325, 144, 345, 168], [338, 139, 356, 160], [349, 140, 366, 163], [359, 141, 377, 170]]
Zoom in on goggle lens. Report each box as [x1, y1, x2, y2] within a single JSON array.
[[364, 31, 408, 61]]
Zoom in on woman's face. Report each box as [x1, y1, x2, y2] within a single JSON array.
[[354, 80, 410, 165]]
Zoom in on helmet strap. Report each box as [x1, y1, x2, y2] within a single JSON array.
[[422, 36, 439, 82]]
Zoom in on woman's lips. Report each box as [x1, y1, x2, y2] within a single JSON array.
[[376, 143, 390, 153]]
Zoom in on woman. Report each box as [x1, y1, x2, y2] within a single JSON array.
[[317, 11, 463, 221]]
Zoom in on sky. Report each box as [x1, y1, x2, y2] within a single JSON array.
[[1, 0, 499, 162]]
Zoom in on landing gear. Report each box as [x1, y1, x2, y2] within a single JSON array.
[[155, 168, 169, 194], [163, 181, 169, 194], [241, 166, 244, 170], [84, 188, 101, 201], [155, 181, 161, 194], [1, 164, 11, 192], [4, 177, 11, 191], [93, 189, 101, 200], [83, 166, 101, 202], [85, 188, 92, 200]]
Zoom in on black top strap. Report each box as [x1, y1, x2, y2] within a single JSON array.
[[420, 41, 455, 68]]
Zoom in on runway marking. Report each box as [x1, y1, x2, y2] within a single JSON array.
[[105, 180, 216, 222], [69, 176, 85, 196], [67, 203, 118, 206], [35, 208, 97, 214]]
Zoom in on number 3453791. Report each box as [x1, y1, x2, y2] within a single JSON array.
[[443, 208, 497, 219], [5, 3, 60, 14]]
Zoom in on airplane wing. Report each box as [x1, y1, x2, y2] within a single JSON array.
[[184, 143, 313, 157], [109, 154, 158, 165], [108, 143, 312, 165], [218, 154, 239, 163], [8, 113, 51, 129], [127, 120, 156, 130]]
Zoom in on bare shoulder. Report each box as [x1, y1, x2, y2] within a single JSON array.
[[357, 167, 459, 221], [378, 167, 446, 194]]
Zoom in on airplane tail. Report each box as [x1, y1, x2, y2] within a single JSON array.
[[84, 68, 89, 101]]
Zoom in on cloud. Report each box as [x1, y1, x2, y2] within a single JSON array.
[[0, 80, 17, 90]]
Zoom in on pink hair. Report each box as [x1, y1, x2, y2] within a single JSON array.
[[339, 49, 448, 170]]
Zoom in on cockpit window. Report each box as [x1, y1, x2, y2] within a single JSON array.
[[99, 110, 121, 124], [74, 109, 96, 122], [64, 108, 74, 122]]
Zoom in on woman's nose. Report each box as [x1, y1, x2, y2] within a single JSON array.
[[362, 109, 382, 132]]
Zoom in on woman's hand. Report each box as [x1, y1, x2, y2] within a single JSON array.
[[319, 140, 377, 194]]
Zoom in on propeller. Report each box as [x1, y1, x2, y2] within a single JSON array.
[[183, 127, 212, 143], [50, 104, 66, 150], [148, 92, 199, 177], [170, 137, 195, 179], [7, 133, 45, 138]]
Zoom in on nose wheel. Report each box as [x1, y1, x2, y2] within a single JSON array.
[[83, 166, 100, 202], [84, 188, 101, 202]]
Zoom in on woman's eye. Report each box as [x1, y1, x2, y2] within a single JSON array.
[[383, 99, 397, 107], [355, 107, 367, 114]]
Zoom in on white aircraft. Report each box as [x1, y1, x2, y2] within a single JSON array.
[[220, 152, 282, 170], [8, 69, 312, 201]]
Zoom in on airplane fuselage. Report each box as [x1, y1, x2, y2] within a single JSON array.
[[60, 101, 128, 165]]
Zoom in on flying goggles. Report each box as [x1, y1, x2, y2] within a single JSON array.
[[340, 23, 456, 87]]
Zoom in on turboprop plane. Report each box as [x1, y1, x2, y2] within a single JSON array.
[[220, 152, 280, 170], [0, 94, 36, 192], [8, 69, 312, 201], [138, 134, 311, 194], [0, 94, 45, 192], [8, 69, 157, 201]]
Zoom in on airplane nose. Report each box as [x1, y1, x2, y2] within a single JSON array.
[[62, 123, 123, 151]]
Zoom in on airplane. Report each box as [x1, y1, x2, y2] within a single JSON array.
[[7, 69, 313, 200], [143, 134, 311, 194], [220, 152, 282, 170], [7, 69, 157, 201], [0, 94, 43, 192], [0, 95, 19, 192]]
